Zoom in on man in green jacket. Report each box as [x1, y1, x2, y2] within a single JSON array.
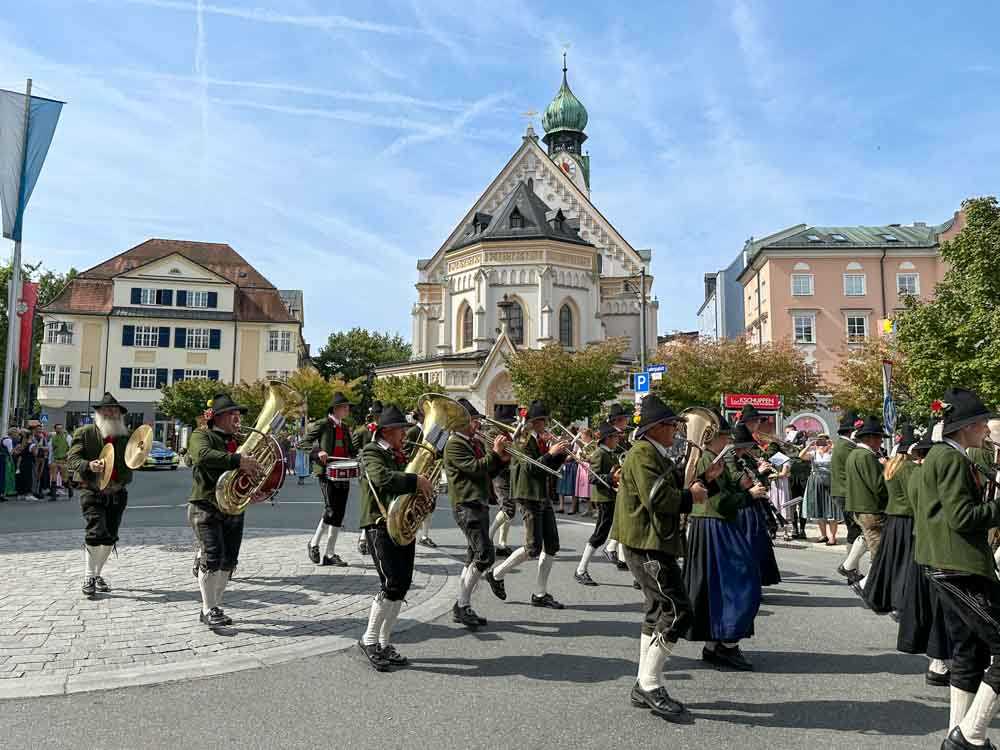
[[612, 395, 719, 724], [575, 421, 621, 585], [913, 389, 1000, 750], [603, 403, 633, 569], [49, 423, 72, 500], [833, 410, 864, 580], [187, 393, 259, 629], [444, 398, 509, 629], [844, 416, 889, 596], [67, 393, 134, 597], [356, 405, 433, 672]]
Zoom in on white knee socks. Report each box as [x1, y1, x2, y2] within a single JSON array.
[[324, 526, 340, 557], [363, 597, 390, 646], [929, 658, 949, 675], [492, 546, 528, 580], [606, 539, 618, 555], [86, 545, 112, 576], [951, 686, 976, 730], [420, 516, 432, 537], [310, 520, 327, 548], [959, 683, 1000, 744], [843, 536, 867, 571], [638, 635, 674, 691], [215, 570, 230, 609], [637, 632, 652, 680], [535, 552, 554, 596], [577, 544, 596, 575], [490, 510, 509, 545], [198, 570, 225, 614], [617, 544, 627, 564], [379, 600, 401, 648], [459, 567, 483, 607]]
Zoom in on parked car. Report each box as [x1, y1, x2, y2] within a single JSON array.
[[143, 441, 180, 470]]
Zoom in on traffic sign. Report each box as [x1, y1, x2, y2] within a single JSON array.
[[633, 372, 650, 393], [39, 413, 49, 424], [646, 364, 667, 381]]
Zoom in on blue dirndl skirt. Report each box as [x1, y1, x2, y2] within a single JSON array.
[[737, 503, 781, 586], [295, 449, 310, 478], [557, 460, 578, 496]]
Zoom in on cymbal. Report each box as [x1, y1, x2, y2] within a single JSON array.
[[124, 424, 154, 470], [97, 443, 115, 491]]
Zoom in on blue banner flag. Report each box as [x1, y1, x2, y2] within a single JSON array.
[[881, 360, 897, 435], [0, 88, 64, 241]]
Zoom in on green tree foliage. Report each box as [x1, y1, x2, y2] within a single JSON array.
[[158, 379, 232, 427], [505, 340, 628, 424], [896, 196, 1000, 418], [372, 374, 445, 414], [651, 337, 822, 412], [313, 328, 411, 418], [286, 367, 361, 421], [829, 338, 912, 419]]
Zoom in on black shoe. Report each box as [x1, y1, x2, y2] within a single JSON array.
[[941, 726, 996, 749], [616, 560, 630, 571], [380, 645, 408, 667], [531, 593, 565, 610], [484, 570, 507, 601], [82, 577, 96, 596], [322, 554, 348, 567], [925, 669, 951, 687], [632, 580, 641, 590], [575, 571, 598, 586], [357, 641, 390, 672], [629, 682, 693, 723], [200, 607, 229, 629], [452, 603, 481, 629], [705, 644, 753, 671], [93, 576, 110, 593], [417, 536, 438, 548], [308, 544, 320, 564], [850, 581, 869, 605], [889, 610, 901, 623], [358, 539, 369, 556], [495, 545, 513, 558]]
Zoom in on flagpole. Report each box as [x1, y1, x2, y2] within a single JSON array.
[[1, 78, 32, 430]]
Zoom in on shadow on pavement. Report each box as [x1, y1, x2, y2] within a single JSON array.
[[408, 651, 637, 682]]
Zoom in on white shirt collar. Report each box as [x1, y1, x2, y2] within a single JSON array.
[[943, 437, 968, 456], [328, 415, 342, 427], [857, 442, 877, 455], [377, 438, 393, 452], [644, 436, 670, 458], [453, 431, 472, 444], [599, 444, 614, 454]]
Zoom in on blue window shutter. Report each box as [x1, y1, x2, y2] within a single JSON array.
[[172, 369, 185, 383], [174, 327, 186, 348], [162, 290, 173, 306], [158, 327, 170, 347], [209, 329, 221, 349], [130, 288, 141, 304], [176, 290, 187, 307], [208, 369, 220, 381], [120, 368, 132, 389], [155, 369, 168, 388], [207, 291, 218, 309], [122, 325, 135, 346]]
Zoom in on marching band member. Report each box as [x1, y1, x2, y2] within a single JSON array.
[[612, 395, 718, 722], [66, 393, 134, 597], [488, 405, 518, 558], [445, 398, 509, 629], [304, 392, 356, 567], [484, 400, 569, 609], [354, 400, 383, 556], [913, 389, 1000, 749], [356, 404, 434, 671], [834, 411, 864, 581], [575, 422, 621, 586], [684, 412, 763, 670], [188, 394, 259, 629], [844, 417, 889, 599], [731, 423, 781, 587], [603, 403, 632, 570], [406, 408, 437, 548]]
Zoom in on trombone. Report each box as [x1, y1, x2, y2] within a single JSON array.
[[548, 418, 615, 490], [476, 416, 563, 479]]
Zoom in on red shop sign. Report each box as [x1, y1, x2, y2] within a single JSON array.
[[723, 393, 782, 411]]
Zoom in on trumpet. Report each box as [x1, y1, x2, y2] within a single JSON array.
[[548, 419, 615, 490], [476, 416, 562, 479]]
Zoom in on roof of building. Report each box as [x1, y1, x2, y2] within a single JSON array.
[[278, 289, 304, 322], [41, 239, 299, 324], [758, 220, 955, 251], [447, 178, 593, 252]]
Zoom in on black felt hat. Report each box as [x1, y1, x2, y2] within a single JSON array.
[[328, 392, 351, 411], [936, 388, 996, 435], [526, 400, 548, 421], [635, 395, 684, 437], [609, 403, 632, 420], [731, 423, 758, 449], [739, 404, 764, 423], [854, 416, 886, 439], [93, 392, 128, 414], [911, 420, 935, 454], [208, 393, 247, 416], [714, 409, 732, 434], [376, 405, 409, 432], [493, 403, 517, 424], [838, 409, 862, 435], [457, 398, 482, 419], [895, 423, 917, 454], [597, 421, 619, 442]]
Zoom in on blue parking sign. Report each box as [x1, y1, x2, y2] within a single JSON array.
[[633, 372, 650, 393]]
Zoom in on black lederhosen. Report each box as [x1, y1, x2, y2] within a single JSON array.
[[521, 499, 559, 558], [625, 547, 693, 642], [453, 501, 495, 571], [320, 477, 350, 527], [493, 471, 517, 518], [188, 501, 245, 573], [588, 500, 615, 548], [365, 524, 415, 601], [927, 568, 1000, 694], [81, 489, 128, 546]]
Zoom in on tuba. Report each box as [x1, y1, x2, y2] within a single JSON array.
[[386, 393, 470, 546], [679, 407, 721, 489], [216, 381, 297, 515]]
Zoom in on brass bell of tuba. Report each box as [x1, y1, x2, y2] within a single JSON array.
[[679, 406, 721, 489], [386, 393, 471, 546]]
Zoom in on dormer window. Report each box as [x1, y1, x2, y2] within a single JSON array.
[[509, 210, 524, 229]]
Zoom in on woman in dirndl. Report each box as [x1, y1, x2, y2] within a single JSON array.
[[800, 435, 837, 544], [556, 450, 578, 514]]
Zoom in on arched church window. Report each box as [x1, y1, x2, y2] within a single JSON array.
[[508, 301, 524, 345], [461, 305, 473, 349], [559, 304, 573, 347]]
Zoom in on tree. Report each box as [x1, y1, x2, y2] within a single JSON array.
[[372, 375, 445, 414], [829, 338, 913, 419], [158, 379, 232, 427], [650, 338, 823, 412], [313, 328, 411, 419], [504, 340, 628, 424], [896, 196, 1000, 419], [286, 367, 361, 421]]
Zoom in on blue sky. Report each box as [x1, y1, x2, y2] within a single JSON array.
[[2, 1, 998, 348]]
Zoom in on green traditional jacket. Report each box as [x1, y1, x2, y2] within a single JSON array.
[[610, 439, 691, 556], [885, 459, 916, 517], [913, 442, 1000, 580], [358, 440, 418, 529], [66, 425, 133, 495], [589, 445, 618, 504], [353, 424, 376, 452], [689, 448, 746, 522], [968, 447, 995, 478], [187, 427, 241, 507], [844, 445, 888, 514], [51, 432, 70, 461], [443, 432, 503, 508], [830, 435, 856, 498], [302, 417, 356, 476], [511, 432, 565, 502]]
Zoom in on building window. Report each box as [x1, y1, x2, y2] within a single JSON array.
[[507, 301, 524, 345], [897, 273, 919, 296], [184, 369, 209, 380], [559, 304, 573, 347], [846, 315, 868, 343], [791, 274, 814, 296], [134, 325, 160, 348], [139, 288, 157, 305], [187, 291, 209, 308], [265, 370, 291, 381], [509, 210, 524, 229], [57, 365, 72, 387], [45, 322, 73, 344], [268, 330, 292, 353], [793, 314, 816, 344], [843, 273, 866, 297], [186, 328, 210, 350], [461, 306, 473, 349], [41, 365, 56, 386], [132, 368, 158, 389]]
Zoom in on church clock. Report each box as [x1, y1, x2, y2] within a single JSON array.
[[556, 154, 587, 192]]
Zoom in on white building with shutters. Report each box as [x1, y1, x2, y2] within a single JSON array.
[[37, 239, 305, 442]]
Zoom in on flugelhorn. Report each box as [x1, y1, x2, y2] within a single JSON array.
[[548, 419, 613, 490], [476, 416, 562, 478]]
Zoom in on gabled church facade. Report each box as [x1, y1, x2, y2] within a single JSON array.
[[376, 60, 659, 415]]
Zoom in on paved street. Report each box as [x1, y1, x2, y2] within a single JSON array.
[[0, 470, 957, 748]]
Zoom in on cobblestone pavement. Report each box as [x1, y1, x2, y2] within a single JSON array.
[[0, 527, 459, 699]]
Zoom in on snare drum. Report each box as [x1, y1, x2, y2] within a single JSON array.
[[325, 459, 360, 481]]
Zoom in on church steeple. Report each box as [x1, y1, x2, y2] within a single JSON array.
[[541, 53, 588, 158]]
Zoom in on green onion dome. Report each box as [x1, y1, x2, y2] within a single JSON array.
[[541, 57, 588, 136]]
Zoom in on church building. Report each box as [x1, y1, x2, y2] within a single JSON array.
[[376, 58, 659, 415]]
